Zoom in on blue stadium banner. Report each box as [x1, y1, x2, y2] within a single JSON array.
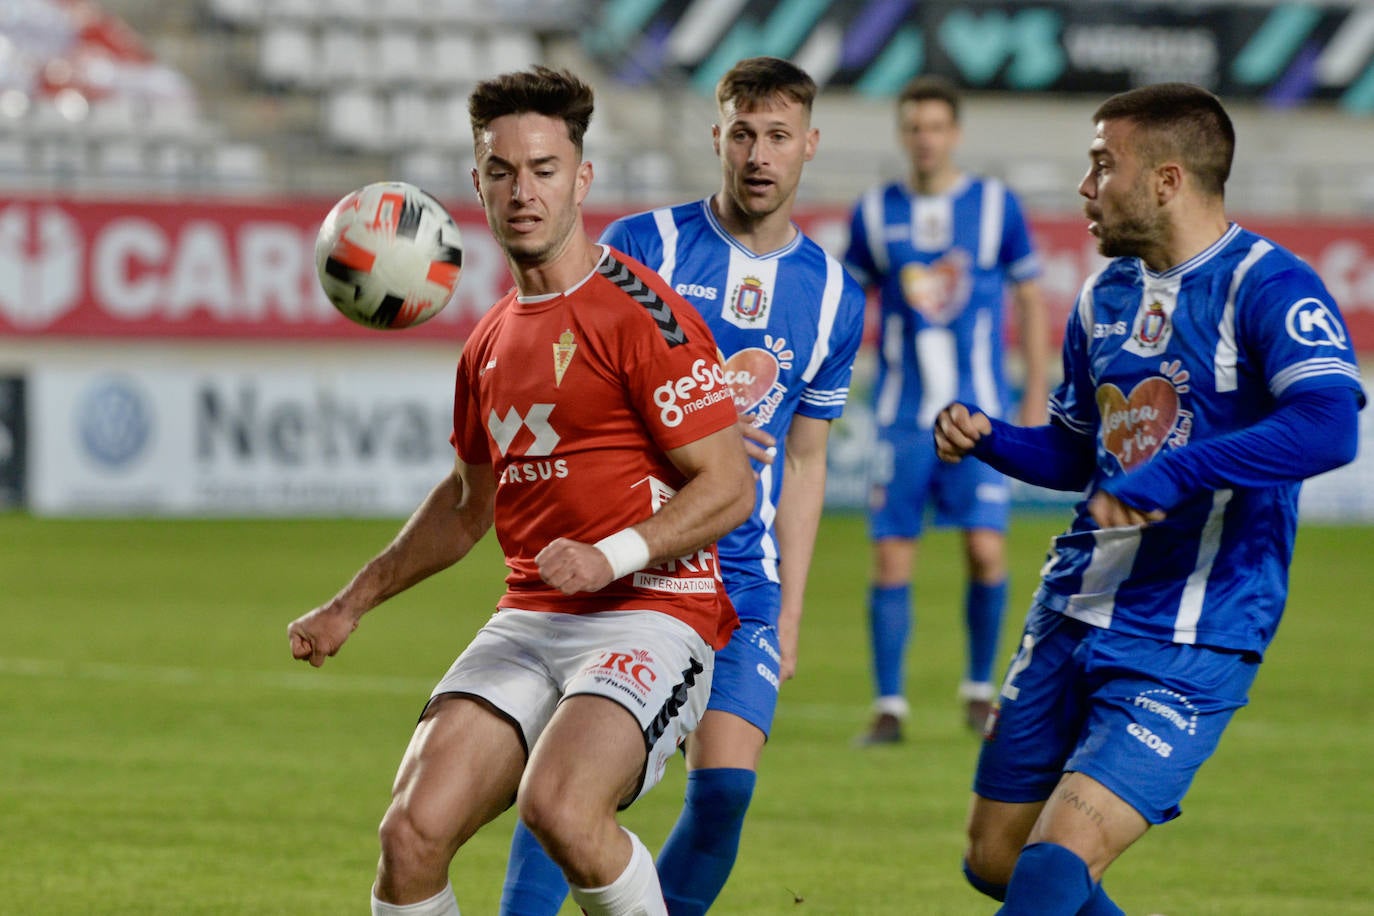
[[591, 1, 1374, 113], [0, 375, 24, 509]]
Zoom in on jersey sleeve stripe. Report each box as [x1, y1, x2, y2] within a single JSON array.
[[799, 256, 845, 383], [1049, 400, 1094, 435], [800, 389, 850, 407], [1215, 239, 1274, 393], [652, 207, 680, 286], [861, 185, 889, 274], [977, 178, 1005, 270], [1270, 358, 1364, 397]]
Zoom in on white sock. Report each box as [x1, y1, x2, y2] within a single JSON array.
[[567, 828, 667, 916], [874, 695, 910, 718], [959, 680, 996, 702], [370, 882, 460, 916]]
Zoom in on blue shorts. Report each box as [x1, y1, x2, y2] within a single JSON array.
[[974, 602, 1259, 824], [706, 577, 782, 737], [867, 423, 1009, 539]]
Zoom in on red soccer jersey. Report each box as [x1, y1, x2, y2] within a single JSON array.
[[452, 247, 740, 649]]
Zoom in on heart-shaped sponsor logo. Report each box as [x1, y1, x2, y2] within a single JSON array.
[[900, 251, 969, 324], [723, 347, 779, 413], [1097, 377, 1179, 472]]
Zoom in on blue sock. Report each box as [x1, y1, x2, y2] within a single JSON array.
[[499, 820, 568, 916], [966, 580, 1008, 684], [1078, 883, 1126, 916], [869, 584, 911, 700], [656, 767, 757, 916], [962, 859, 1007, 901], [997, 843, 1094, 915]]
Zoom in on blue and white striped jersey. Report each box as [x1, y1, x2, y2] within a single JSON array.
[[1041, 223, 1365, 655], [601, 199, 866, 589], [845, 176, 1041, 429]]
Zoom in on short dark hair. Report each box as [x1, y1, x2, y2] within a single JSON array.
[[468, 66, 595, 151], [898, 75, 960, 122], [716, 56, 817, 115], [1093, 82, 1234, 197]]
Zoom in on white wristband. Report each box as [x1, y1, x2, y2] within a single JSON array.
[[594, 528, 651, 580]]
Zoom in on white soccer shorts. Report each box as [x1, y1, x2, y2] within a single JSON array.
[[428, 608, 714, 804]]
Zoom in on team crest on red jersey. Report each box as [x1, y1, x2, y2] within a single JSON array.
[[553, 329, 576, 386]]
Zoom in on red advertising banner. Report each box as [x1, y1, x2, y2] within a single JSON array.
[[2, 195, 1372, 352]]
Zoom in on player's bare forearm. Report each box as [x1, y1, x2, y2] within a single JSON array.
[[934, 402, 993, 462], [774, 416, 831, 681], [288, 461, 495, 665], [1013, 280, 1051, 426]]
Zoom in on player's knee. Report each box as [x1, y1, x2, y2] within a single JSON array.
[[684, 767, 756, 822], [963, 833, 1017, 889], [962, 858, 1008, 902], [377, 800, 451, 877], [516, 783, 581, 862]]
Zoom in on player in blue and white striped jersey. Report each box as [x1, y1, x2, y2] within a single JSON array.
[[939, 82, 1364, 916], [845, 75, 1051, 742], [500, 58, 865, 916]]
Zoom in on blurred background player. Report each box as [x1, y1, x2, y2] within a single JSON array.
[[844, 76, 1050, 743], [500, 57, 866, 916], [941, 82, 1364, 914], [287, 67, 755, 916]]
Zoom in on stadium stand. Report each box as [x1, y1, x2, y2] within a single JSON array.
[[1, 0, 1373, 213]]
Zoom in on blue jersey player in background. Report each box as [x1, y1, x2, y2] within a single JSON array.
[[845, 76, 1050, 742], [500, 57, 865, 916], [939, 83, 1364, 915]]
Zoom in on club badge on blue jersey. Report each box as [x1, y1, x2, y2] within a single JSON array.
[[1126, 283, 1178, 356], [727, 275, 770, 327]]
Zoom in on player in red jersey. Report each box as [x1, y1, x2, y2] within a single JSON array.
[[286, 66, 755, 916]]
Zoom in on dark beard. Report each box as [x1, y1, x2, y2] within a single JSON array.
[[1096, 216, 1163, 259]]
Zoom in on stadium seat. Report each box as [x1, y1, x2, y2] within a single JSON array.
[[388, 89, 436, 147], [426, 31, 488, 86], [317, 27, 371, 89], [324, 86, 386, 149], [259, 24, 316, 88], [375, 28, 425, 86], [486, 30, 541, 73]]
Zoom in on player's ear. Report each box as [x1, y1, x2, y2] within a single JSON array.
[[804, 127, 819, 163], [1154, 161, 1183, 204], [470, 168, 483, 204], [711, 123, 722, 157], [574, 159, 593, 205]]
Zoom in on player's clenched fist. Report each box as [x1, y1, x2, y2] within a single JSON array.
[[537, 538, 616, 595], [288, 603, 360, 667], [934, 402, 992, 463]]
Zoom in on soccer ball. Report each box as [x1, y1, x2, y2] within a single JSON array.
[[314, 181, 464, 329]]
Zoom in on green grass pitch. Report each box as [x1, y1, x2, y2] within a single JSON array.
[[2, 511, 1372, 914]]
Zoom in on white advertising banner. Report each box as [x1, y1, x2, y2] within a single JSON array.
[[30, 364, 457, 516]]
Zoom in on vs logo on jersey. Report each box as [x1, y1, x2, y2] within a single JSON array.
[[488, 404, 560, 457]]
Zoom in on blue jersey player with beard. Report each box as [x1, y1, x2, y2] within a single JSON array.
[[940, 83, 1364, 915], [500, 57, 865, 916]]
